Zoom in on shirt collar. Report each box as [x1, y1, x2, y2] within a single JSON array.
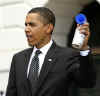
[[33, 39, 53, 55]]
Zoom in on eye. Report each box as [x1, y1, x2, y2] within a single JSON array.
[[25, 22, 36, 27], [29, 22, 36, 27], [25, 23, 27, 26]]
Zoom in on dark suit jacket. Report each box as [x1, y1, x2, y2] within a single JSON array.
[[6, 42, 96, 96]]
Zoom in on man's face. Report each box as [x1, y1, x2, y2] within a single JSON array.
[[25, 13, 51, 48]]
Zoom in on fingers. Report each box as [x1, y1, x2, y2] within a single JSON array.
[[76, 23, 90, 50], [77, 23, 90, 37]]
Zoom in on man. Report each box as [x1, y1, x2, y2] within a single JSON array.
[[6, 7, 96, 96]]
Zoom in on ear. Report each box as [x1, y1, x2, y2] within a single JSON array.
[[46, 24, 54, 34]]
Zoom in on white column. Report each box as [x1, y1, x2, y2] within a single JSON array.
[[0, 0, 49, 94]]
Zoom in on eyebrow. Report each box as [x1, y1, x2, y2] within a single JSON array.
[[25, 22, 36, 26]]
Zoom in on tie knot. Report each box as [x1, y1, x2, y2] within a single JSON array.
[[35, 50, 41, 56]]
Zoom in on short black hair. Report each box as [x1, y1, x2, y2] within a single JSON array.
[[28, 7, 56, 27]]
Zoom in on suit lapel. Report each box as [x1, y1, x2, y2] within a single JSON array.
[[35, 42, 58, 93], [23, 48, 33, 95], [24, 48, 33, 78]]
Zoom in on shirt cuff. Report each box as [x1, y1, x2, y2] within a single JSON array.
[[80, 50, 90, 56]]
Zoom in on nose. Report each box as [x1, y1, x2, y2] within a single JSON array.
[[25, 25, 30, 33], [25, 24, 31, 32]]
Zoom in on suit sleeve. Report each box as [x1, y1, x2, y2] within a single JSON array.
[[79, 51, 96, 88], [6, 55, 17, 96], [68, 50, 96, 88]]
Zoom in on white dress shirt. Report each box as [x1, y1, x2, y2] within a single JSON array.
[[27, 40, 53, 77], [80, 50, 90, 56]]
